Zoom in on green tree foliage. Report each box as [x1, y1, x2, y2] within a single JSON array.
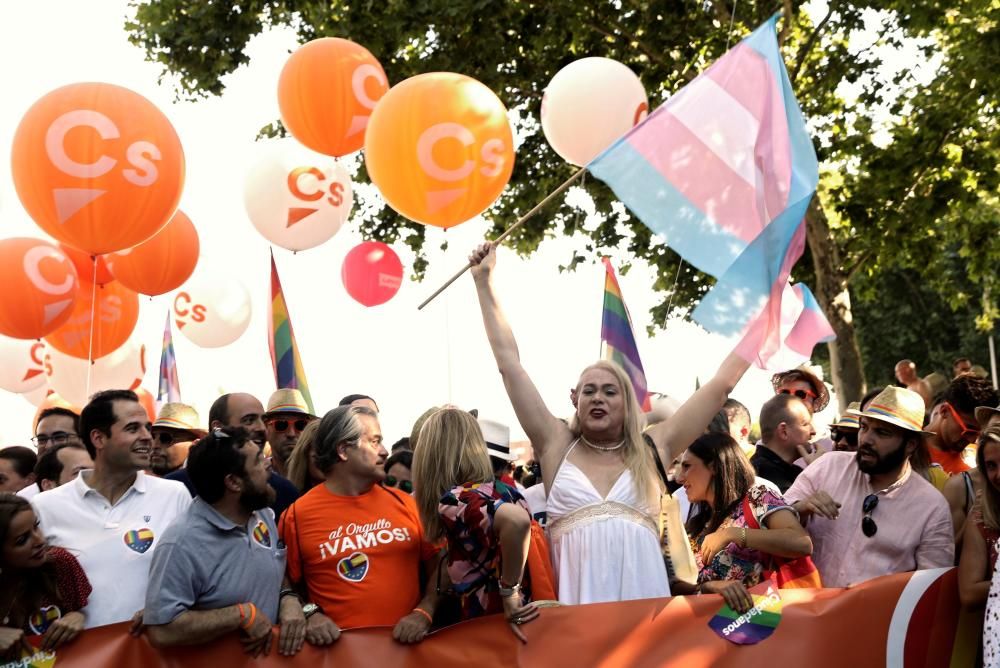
[[126, 0, 1000, 400]]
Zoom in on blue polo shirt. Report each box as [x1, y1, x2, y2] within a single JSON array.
[[144, 498, 286, 625]]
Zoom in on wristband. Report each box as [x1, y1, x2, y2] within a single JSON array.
[[412, 607, 433, 624], [279, 588, 301, 601], [239, 603, 257, 630]]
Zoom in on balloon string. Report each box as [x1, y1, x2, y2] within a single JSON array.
[[417, 166, 588, 310], [86, 257, 98, 399]]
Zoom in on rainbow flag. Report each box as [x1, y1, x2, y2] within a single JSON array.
[[600, 257, 650, 411], [268, 252, 314, 413], [156, 312, 181, 404], [588, 14, 835, 368]]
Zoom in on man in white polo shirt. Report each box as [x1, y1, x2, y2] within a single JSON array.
[[32, 389, 191, 629]]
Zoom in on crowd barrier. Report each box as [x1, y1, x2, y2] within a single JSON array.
[[8, 568, 970, 668]]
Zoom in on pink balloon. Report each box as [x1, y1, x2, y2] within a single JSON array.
[[341, 242, 403, 307]]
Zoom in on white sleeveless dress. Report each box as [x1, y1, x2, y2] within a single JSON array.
[[546, 440, 670, 604]]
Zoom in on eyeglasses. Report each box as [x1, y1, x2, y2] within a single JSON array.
[[383, 476, 413, 494], [31, 432, 78, 447], [831, 427, 859, 447], [779, 388, 817, 401], [267, 418, 311, 434], [861, 493, 878, 537], [943, 402, 979, 443]]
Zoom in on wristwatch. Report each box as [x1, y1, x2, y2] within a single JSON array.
[[302, 603, 321, 619]]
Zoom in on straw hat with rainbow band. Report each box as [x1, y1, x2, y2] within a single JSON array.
[[855, 387, 933, 435], [264, 388, 317, 419], [830, 402, 861, 430], [153, 402, 207, 436]]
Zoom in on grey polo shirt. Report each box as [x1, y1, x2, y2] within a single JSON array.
[[144, 498, 286, 625]]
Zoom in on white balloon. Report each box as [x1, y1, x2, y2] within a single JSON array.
[[45, 339, 147, 407], [541, 57, 648, 166], [172, 267, 251, 348], [244, 140, 354, 251], [21, 382, 51, 408], [0, 336, 47, 394]]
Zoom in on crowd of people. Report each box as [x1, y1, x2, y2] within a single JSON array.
[[1, 243, 999, 663]]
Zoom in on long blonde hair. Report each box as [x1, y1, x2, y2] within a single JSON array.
[[978, 426, 1000, 531], [567, 360, 660, 503], [412, 408, 493, 540], [285, 420, 322, 492]]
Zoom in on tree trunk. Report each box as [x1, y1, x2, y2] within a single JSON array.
[[804, 200, 867, 411]]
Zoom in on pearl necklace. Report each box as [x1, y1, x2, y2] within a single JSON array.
[[580, 435, 626, 452]]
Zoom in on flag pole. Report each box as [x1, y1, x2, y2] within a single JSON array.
[[417, 165, 588, 310]]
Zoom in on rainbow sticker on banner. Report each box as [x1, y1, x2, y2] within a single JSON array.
[[707, 579, 782, 645]]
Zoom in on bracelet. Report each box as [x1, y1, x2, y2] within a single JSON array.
[[279, 588, 301, 601], [237, 603, 246, 626], [239, 603, 257, 630], [740, 527, 748, 549], [412, 607, 433, 624]]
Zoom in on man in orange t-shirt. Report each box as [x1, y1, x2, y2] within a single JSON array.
[[279, 406, 441, 645], [924, 375, 999, 475]]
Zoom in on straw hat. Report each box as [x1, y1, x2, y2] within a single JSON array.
[[771, 366, 830, 412], [830, 402, 861, 430], [478, 418, 515, 461], [153, 403, 206, 435], [264, 388, 316, 419], [857, 387, 931, 434], [976, 403, 1000, 429]]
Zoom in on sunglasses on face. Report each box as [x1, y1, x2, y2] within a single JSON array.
[[267, 418, 311, 434], [383, 476, 413, 494], [831, 428, 859, 447], [862, 493, 878, 537], [154, 431, 198, 446], [779, 388, 817, 401], [943, 402, 979, 443]]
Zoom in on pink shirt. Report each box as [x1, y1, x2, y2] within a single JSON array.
[[784, 451, 953, 588]]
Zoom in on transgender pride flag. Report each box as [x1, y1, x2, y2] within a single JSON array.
[[588, 14, 835, 367]]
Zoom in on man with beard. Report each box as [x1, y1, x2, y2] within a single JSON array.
[[32, 390, 191, 628], [263, 389, 317, 480], [923, 374, 998, 475], [145, 427, 307, 657], [149, 403, 206, 476], [784, 387, 953, 588], [167, 393, 299, 518]]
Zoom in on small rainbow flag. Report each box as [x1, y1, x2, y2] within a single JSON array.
[[600, 257, 650, 411], [157, 312, 181, 405], [268, 251, 314, 413], [708, 579, 783, 644]]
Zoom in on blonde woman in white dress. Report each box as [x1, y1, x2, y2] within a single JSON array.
[[469, 242, 751, 604]]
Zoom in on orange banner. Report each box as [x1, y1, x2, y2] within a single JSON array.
[[12, 568, 969, 668]]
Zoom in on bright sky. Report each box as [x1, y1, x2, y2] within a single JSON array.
[[0, 1, 836, 448]]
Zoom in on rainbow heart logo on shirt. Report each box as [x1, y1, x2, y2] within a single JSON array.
[[336, 552, 369, 582], [708, 579, 782, 645], [252, 521, 271, 547], [123, 528, 155, 554], [28, 605, 62, 635]]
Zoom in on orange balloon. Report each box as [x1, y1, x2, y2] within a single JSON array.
[[59, 243, 114, 285], [44, 281, 139, 360], [278, 38, 389, 157], [33, 391, 81, 433], [364, 73, 515, 228], [136, 387, 156, 423], [0, 238, 79, 339], [11, 83, 185, 254], [106, 210, 200, 296]]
